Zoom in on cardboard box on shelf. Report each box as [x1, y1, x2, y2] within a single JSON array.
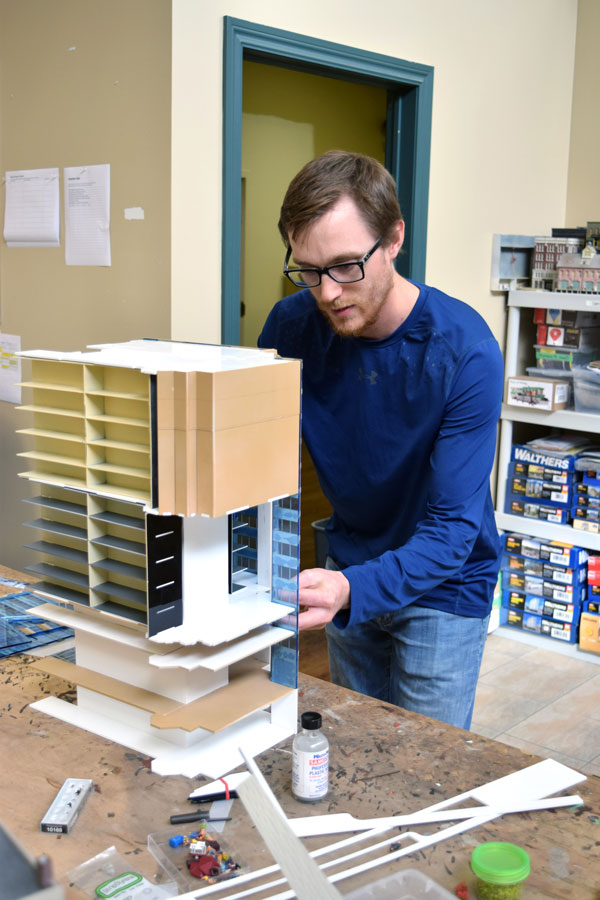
[[505, 376, 569, 411], [579, 611, 600, 655]]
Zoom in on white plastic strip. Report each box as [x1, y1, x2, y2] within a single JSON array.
[[236, 772, 343, 900]]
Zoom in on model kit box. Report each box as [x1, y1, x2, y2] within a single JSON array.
[[503, 553, 586, 586], [509, 476, 572, 505], [512, 460, 572, 484], [536, 325, 600, 350], [503, 590, 580, 623], [540, 617, 578, 643], [505, 496, 571, 524], [500, 606, 578, 642], [584, 596, 600, 613], [583, 471, 600, 489], [503, 532, 588, 568], [505, 376, 569, 411], [572, 518, 600, 534], [572, 505, 600, 522], [500, 605, 542, 633], [575, 492, 600, 509], [579, 611, 600, 654], [502, 568, 585, 604], [538, 308, 600, 328], [511, 444, 579, 473]]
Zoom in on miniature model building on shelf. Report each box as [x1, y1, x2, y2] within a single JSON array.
[[15, 340, 302, 778], [491, 222, 600, 293]]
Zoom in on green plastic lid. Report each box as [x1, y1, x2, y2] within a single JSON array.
[[471, 842, 531, 885]]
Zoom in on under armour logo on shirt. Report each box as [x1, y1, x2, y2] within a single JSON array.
[[358, 368, 378, 385]]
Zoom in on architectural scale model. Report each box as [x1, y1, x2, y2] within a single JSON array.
[[15, 339, 302, 778]]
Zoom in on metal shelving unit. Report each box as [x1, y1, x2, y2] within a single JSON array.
[[496, 289, 600, 552]]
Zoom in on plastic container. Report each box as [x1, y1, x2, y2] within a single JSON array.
[[344, 867, 455, 899], [526, 366, 573, 408], [292, 711, 329, 802], [148, 827, 247, 892], [471, 841, 530, 900], [573, 365, 600, 413]]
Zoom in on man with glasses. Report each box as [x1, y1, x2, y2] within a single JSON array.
[[258, 150, 503, 730]]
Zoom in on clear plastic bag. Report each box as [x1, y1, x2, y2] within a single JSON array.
[[68, 845, 177, 900]]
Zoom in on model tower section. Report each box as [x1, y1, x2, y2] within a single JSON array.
[[16, 340, 301, 778]]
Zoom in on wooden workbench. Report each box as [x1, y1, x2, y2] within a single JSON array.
[[1, 648, 599, 900]]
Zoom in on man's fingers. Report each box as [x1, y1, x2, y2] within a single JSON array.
[[297, 607, 328, 631]]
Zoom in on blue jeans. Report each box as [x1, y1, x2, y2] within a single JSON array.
[[325, 596, 489, 731]]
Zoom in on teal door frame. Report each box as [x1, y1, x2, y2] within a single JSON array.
[[222, 17, 434, 345]]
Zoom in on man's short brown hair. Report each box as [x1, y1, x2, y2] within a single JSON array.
[[278, 150, 403, 248]]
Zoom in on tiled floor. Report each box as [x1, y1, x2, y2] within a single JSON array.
[[472, 629, 600, 777]]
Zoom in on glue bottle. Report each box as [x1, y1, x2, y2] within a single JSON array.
[[292, 711, 329, 803]]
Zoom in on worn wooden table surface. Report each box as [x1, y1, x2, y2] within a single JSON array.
[[1, 644, 599, 900]]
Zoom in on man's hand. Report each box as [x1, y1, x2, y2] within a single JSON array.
[[297, 568, 350, 630]]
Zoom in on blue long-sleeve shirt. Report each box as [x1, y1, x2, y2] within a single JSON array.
[[258, 282, 504, 627]]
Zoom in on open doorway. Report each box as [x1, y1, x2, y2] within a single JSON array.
[[222, 17, 434, 347], [241, 61, 388, 348]]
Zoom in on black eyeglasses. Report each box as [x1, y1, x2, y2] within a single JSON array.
[[283, 237, 382, 287]]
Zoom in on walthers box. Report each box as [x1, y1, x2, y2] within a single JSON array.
[[579, 611, 600, 654], [575, 492, 600, 509], [509, 476, 571, 506], [505, 376, 569, 411], [583, 471, 600, 488], [576, 481, 600, 499], [503, 553, 586, 586], [540, 618, 578, 643], [511, 444, 579, 473], [505, 496, 571, 524], [512, 460, 572, 484], [572, 505, 600, 521], [504, 533, 588, 568], [584, 596, 600, 613], [503, 589, 580, 623], [500, 606, 542, 633], [502, 569, 585, 604], [500, 606, 578, 642]]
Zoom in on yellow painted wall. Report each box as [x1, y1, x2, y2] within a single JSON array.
[[566, 0, 600, 225], [0, 0, 170, 570], [241, 62, 387, 347]]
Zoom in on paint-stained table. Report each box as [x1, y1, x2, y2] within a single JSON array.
[[1, 645, 599, 900]]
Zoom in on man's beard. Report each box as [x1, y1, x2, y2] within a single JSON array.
[[316, 267, 394, 338]]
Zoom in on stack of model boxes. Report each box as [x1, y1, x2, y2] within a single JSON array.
[[501, 533, 587, 644], [580, 554, 600, 654], [533, 307, 600, 373], [504, 442, 579, 525], [505, 308, 600, 413], [572, 470, 600, 534]]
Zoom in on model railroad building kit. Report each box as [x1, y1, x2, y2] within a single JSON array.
[[14, 340, 302, 778]]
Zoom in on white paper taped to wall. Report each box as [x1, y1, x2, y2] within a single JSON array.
[[124, 207, 144, 220], [3, 168, 60, 247], [64, 163, 111, 266]]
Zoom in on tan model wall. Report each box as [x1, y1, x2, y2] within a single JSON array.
[[0, 0, 170, 569]]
